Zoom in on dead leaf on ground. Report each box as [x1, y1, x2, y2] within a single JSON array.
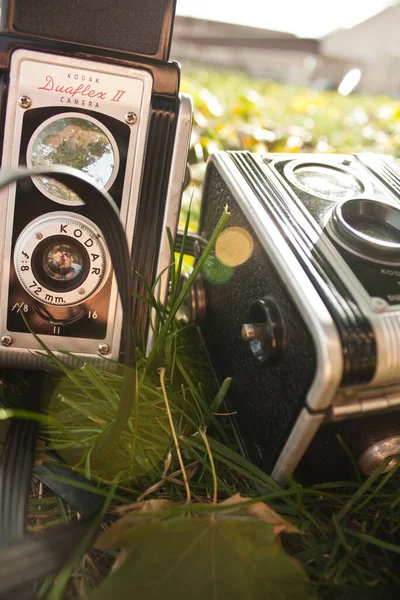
[[92, 497, 313, 600]]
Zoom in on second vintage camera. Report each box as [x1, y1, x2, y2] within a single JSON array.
[[197, 150, 400, 484], [0, 0, 192, 369]]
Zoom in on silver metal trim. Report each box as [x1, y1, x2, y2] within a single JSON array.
[[271, 409, 326, 486], [146, 93, 193, 354], [0, 49, 153, 367], [358, 436, 400, 475], [211, 151, 343, 412], [329, 384, 400, 421], [207, 151, 344, 483]]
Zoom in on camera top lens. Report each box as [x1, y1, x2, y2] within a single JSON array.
[[27, 113, 119, 205], [284, 161, 367, 201], [331, 198, 400, 261]]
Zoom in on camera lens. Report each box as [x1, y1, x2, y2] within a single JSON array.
[[346, 219, 398, 243], [27, 114, 119, 205], [332, 199, 400, 260], [32, 235, 89, 293], [42, 240, 84, 284], [14, 213, 109, 306]]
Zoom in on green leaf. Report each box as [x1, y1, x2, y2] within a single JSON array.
[[92, 498, 314, 600]]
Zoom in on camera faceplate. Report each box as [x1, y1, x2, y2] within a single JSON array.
[[0, 49, 154, 365]]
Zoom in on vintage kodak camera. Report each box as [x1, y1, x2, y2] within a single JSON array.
[[0, 0, 191, 368], [198, 151, 400, 484]]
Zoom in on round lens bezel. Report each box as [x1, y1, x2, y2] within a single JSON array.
[[14, 212, 110, 306], [26, 112, 120, 206], [284, 159, 371, 201], [331, 198, 400, 262]]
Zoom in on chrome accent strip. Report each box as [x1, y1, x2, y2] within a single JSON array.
[[212, 151, 343, 410], [271, 409, 326, 486], [209, 151, 343, 483], [330, 384, 400, 421], [146, 93, 193, 355]]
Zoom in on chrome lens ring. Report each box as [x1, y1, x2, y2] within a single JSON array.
[[14, 212, 110, 306], [26, 112, 120, 206], [332, 198, 400, 260]]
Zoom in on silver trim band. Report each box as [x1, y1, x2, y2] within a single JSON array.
[[146, 93, 193, 355], [208, 151, 343, 483]]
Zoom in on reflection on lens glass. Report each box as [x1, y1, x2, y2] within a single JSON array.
[[216, 227, 254, 267], [29, 116, 116, 202], [292, 165, 363, 200], [347, 217, 400, 244], [42, 242, 83, 282]]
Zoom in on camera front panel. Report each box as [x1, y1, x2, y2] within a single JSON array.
[[0, 49, 153, 366]]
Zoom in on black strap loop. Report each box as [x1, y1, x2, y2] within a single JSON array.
[[0, 166, 136, 592]]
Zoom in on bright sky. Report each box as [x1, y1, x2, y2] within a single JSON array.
[[175, 0, 396, 38]]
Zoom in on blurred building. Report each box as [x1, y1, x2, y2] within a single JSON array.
[[171, 6, 400, 97], [321, 5, 400, 96]]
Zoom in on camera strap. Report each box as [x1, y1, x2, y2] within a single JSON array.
[[0, 166, 135, 595]]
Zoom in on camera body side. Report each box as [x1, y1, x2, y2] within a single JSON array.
[[199, 151, 400, 483]]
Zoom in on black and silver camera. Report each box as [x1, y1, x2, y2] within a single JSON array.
[[198, 150, 400, 484], [0, 0, 192, 368]]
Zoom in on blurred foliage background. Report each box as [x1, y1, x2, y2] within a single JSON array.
[[180, 67, 400, 228]]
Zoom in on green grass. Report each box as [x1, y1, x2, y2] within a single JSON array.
[[179, 66, 400, 229], [2, 225, 398, 598]]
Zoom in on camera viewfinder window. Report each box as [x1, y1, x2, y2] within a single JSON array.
[[291, 165, 364, 200], [28, 115, 119, 204]]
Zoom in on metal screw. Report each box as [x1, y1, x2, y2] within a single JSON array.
[[98, 343, 110, 355], [193, 240, 202, 258], [125, 111, 137, 125], [78, 288, 85, 296], [35, 232, 43, 240], [1, 335, 13, 347], [371, 297, 387, 313], [18, 95, 32, 109]]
